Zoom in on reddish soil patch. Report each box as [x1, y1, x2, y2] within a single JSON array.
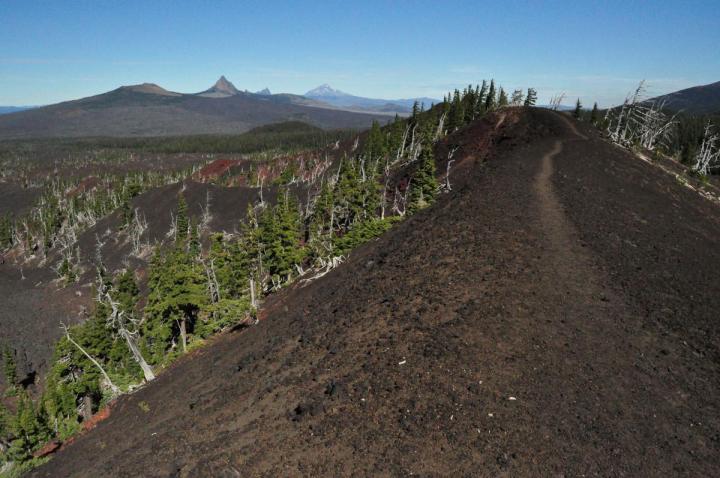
[[81, 404, 114, 433], [66, 176, 101, 197], [33, 440, 61, 458], [192, 159, 241, 182]]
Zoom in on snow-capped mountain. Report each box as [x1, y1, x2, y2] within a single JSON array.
[[304, 84, 438, 114]]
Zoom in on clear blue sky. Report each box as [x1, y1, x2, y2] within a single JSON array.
[[1, 0, 718, 107]]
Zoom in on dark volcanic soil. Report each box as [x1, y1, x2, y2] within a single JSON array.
[[31, 109, 720, 477]]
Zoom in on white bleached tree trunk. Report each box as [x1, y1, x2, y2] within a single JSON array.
[[61, 322, 121, 395]]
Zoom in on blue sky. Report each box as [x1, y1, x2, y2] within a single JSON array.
[[1, 0, 718, 107]]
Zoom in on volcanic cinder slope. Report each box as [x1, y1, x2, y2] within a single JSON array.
[[31, 109, 720, 477]]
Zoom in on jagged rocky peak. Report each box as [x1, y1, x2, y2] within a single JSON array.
[[212, 76, 240, 95]]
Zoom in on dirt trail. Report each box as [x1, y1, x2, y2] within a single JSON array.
[[534, 139, 602, 297]]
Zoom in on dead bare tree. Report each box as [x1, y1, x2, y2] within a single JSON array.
[[204, 258, 221, 304], [406, 124, 422, 164], [300, 255, 344, 285], [259, 176, 265, 205], [397, 123, 411, 163], [129, 208, 148, 256], [549, 93, 566, 111], [637, 100, 677, 150], [167, 212, 177, 240], [444, 147, 459, 191], [434, 112, 448, 141], [510, 89, 524, 106], [103, 292, 156, 382], [392, 182, 410, 217], [61, 322, 121, 394], [693, 121, 720, 176], [200, 190, 213, 232], [605, 81, 677, 151], [249, 276, 257, 309]]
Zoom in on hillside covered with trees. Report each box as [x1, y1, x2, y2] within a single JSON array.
[[0, 80, 530, 475]]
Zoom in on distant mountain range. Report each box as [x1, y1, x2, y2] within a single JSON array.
[[5, 77, 715, 140], [0, 106, 37, 115], [0, 77, 391, 139], [647, 80, 720, 115], [305, 84, 439, 114]]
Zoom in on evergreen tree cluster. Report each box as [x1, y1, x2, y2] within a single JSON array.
[[441, 81, 537, 132]]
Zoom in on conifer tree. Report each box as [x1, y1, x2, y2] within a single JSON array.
[[175, 194, 189, 243], [364, 120, 387, 161], [3, 347, 17, 389], [485, 80, 497, 111], [471, 84, 481, 117], [498, 87, 509, 107], [448, 90, 463, 131], [188, 218, 200, 257], [0, 401, 9, 443], [309, 178, 336, 257], [49, 313, 115, 415], [476, 80, 488, 115], [408, 143, 439, 213], [59, 256, 77, 284], [463, 84, 476, 123], [225, 238, 250, 298], [240, 204, 263, 280], [590, 102, 599, 124], [334, 157, 365, 230], [524, 88, 537, 106], [201, 233, 253, 333], [411, 101, 420, 123], [120, 197, 133, 229], [573, 98, 583, 119], [114, 269, 139, 315], [7, 390, 49, 461], [143, 244, 207, 362], [260, 191, 305, 283]]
